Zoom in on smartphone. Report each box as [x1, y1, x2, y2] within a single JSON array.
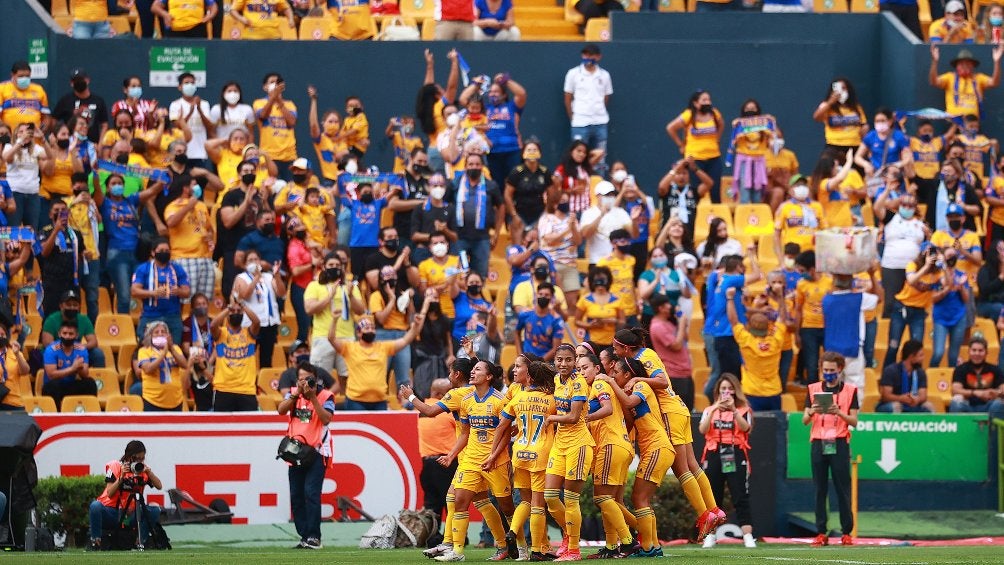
[[459, 251, 470, 271], [831, 81, 843, 93]]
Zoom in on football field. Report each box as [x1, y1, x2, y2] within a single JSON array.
[[10, 545, 1004, 564]]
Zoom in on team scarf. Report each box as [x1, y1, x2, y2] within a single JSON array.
[[455, 173, 487, 229], [146, 260, 178, 307], [96, 159, 172, 184], [727, 115, 776, 151]]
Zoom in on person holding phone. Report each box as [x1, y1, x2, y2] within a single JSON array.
[[801, 351, 859, 547]]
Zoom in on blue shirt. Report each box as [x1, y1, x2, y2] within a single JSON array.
[[342, 196, 387, 247], [43, 342, 89, 384], [132, 261, 190, 317], [0, 181, 12, 227], [99, 195, 141, 251], [236, 230, 286, 266], [703, 271, 746, 338], [516, 309, 564, 357], [861, 129, 910, 172], [932, 269, 969, 327], [783, 267, 801, 293], [822, 291, 862, 359], [475, 0, 512, 36], [623, 199, 650, 244], [485, 99, 522, 153], [452, 292, 491, 343]]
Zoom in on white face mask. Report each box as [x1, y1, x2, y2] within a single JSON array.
[[344, 160, 358, 175], [792, 184, 810, 201], [784, 257, 796, 269], [600, 195, 616, 210], [874, 122, 890, 134], [611, 170, 628, 183], [838, 90, 849, 104], [445, 113, 460, 128], [182, 83, 197, 97], [431, 242, 449, 258], [224, 91, 241, 105], [430, 187, 446, 201]]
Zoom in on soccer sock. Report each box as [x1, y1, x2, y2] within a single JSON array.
[[443, 494, 456, 545], [543, 489, 566, 534], [452, 511, 469, 554], [679, 471, 707, 514], [617, 500, 638, 530], [511, 501, 530, 546], [563, 490, 582, 550], [596, 495, 633, 546], [635, 507, 656, 551], [695, 469, 718, 510], [474, 498, 506, 547], [530, 507, 549, 554]]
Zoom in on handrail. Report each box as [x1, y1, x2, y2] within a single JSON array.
[[24, 0, 67, 35]]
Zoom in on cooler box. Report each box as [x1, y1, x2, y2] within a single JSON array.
[[814, 227, 877, 275]]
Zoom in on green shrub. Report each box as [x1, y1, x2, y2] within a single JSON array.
[[34, 475, 106, 547]]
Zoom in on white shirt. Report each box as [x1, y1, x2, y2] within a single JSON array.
[[237, 271, 281, 327], [210, 103, 255, 141], [3, 143, 45, 194], [563, 64, 613, 127], [169, 97, 212, 160], [881, 214, 926, 269], [696, 238, 744, 266], [580, 204, 631, 264]]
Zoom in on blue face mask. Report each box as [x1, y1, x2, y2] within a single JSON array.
[[651, 257, 669, 269], [801, 272, 812, 281], [15, 77, 30, 90], [128, 86, 143, 99], [822, 371, 840, 384], [992, 15, 1004, 25], [919, 133, 932, 142], [192, 184, 203, 200], [109, 184, 125, 197], [581, 58, 597, 67]]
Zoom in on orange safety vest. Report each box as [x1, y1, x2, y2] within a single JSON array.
[[808, 381, 857, 441], [701, 406, 752, 467], [286, 389, 334, 465], [97, 460, 148, 508]]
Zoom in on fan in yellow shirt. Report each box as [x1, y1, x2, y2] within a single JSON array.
[[929, 45, 1002, 118], [254, 74, 298, 163], [342, 97, 370, 157], [308, 87, 350, 183], [812, 78, 866, 149], [137, 321, 191, 411], [418, 236, 462, 318], [291, 186, 335, 250], [152, 0, 217, 35], [775, 177, 826, 253], [210, 303, 260, 409], [386, 116, 425, 174], [229, 0, 294, 40], [164, 178, 214, 259], [0, 63, 50, 130]]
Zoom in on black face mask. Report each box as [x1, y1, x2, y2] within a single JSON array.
[[466, 169, 482, 182], [617, 244, 632, 253], [349, 107, 362, 117], [60, 337, 76, 348], [56, 138, 70, 149], [699, 103, 713, 113], [384, 239, 400, 253], [72, 78, 88, 93], [593, 278, 609, 288], [174, 153, 188, 165], [947, 256, 958, 268], [427, 302, 440, 314], [537, 297, 550, 310], [325, 267, 342, 282], [115, 153, 129, 164], [228, 313, 244, 327], [948, 219, 963, 231], [533, 266, 549, 281], [0, 135, 11, 146], [360, 331, 376, 343], [154, 250, 171, 264], [467, 284, 482, 296], [294, 230, 307, 240], [360, 192, 374, 205], [260, 222, 275, 235], [557, 202, 570, 214], [193, 307, 208, 318], [295, 353, 310, 365], [741, 110, 757, 117], [241, 173, 256, 186], [292, 173, 309, 185], [413, 164, 432, 176], [0, 336, 9, 349], [63, 308, 79, 320]]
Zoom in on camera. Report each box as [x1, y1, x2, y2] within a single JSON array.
[[305, 377, 317, 389], [125, 461, 145, 474]]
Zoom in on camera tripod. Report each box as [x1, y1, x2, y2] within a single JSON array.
[[115, 485, 148, 550]]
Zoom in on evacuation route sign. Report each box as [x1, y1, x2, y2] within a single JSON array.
[[28, 39, 47, 79], [786, 413, 989, 481], [149, 46, 206, 88]]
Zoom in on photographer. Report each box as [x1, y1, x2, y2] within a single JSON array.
[[277, 362, 334, 550], [88, 440, 163, 551]]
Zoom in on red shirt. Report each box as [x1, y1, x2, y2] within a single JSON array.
[[650, 316, 691, 377], [287, 238, 314, 289], [439, 0, 475, 22]]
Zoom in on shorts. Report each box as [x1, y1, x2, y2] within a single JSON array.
[[636, 447, 674, 484], [555, 262, 582, 292], [513, 466, 547, 492], [666, 407, 694, 446], [454, 462, 512, 497], [592, 444, 633, 486], [546, 445, 593, 481]]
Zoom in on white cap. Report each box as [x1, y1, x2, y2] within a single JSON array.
[[291, 157, 309, 170], [594, 180, 616, 196], [945, 0, 965, 13]]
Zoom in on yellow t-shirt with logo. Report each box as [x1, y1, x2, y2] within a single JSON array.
[[138, 345, 186, 409], [141, 128, 183, 167], [895, 261, 940, 309], [503, 388, 556, 472], [313, 133, 349, 181], [588, 380, 633, 453], [459, 387, 509, 470], [822, 105, 866, 147], [597, 254, 637, 316], [796, 274, 833, 329], [342, 112, 369, 154], [958, 133, 992, 180], [340, 341, 395, 402], [776, 199, 826, 251], [163, 0, 207, 32], [164, 197, 212, 258], [575, 294, 621, 345], [929, 18, 976, 44], [253, 98, 298, 162], [677, 109, 723, 160], [936, 72, 993, 117], [989, 176, 1004, 227], [419, 256, 461, 318], [0, 81, 49, 130], [305, 281, 361, 341], [292, 203, 330, 248], [551, 374, 595, 452], [68, 201, 100, 259], [232, 0, 290, 39], [213, 326, 258, 395], [72, 0, 109, 22], [765, 148, 799, 172], [910, 135, 945, 180], [733, 323, 786, 397], [40, 152, 75, 199]]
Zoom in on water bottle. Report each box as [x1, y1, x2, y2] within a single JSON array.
[[24, 526, 36, 552]]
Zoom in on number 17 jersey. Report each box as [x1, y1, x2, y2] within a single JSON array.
[[502, 388, 556, 472]]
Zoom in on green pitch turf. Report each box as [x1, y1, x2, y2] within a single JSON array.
[[9, 546, 1004, 564]]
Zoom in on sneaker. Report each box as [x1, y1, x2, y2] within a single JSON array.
[[617, 539, 641, 558], [743, 533, 757, 549], [554, 549, 582, 561], [488, 547, 510, 561], [303, 538, 322, 550], [505, 531, 519, 560], [436, 549, 467, 562], [292, 540, 307, 549], [426, 543, 452, 558], [702, 534, 717, 549], [840, 535, 853, 546], [810, 534, 828, 547], [517, 547, 530, 561], [555, 536, 569, 557], [87, 539, 102, 552], [529, 552, 557, 562]]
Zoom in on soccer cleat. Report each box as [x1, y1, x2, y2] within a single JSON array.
[[629, 547, 663, 558], [555, 536, 569, 557], [617, 539, 641, 558], [293, 540, 307, 549], [743, 533, 757, 548], [505, 532, 519, 560], [554, 549, 582, 561], [695, 510, 715, 542], [840, 534, 853, 546], [712, 507, 727, 528], [488, 546, 510, 561], [87, 539, 102, 552], [585, 547, 615, 559], [426, 544, 452, 558], [516, 547, 530, 561], [435, 549, 467, 562], [529, 551, 558, 562], [811, 534, 829, 546], [701, 533, 717, 549], [303, 538, 322, 549]]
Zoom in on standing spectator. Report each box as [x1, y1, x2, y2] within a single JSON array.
[[435, 0, 476, 40], [451, 153, 504, 278], [412, 291, 453, 398], [580, 180, 632, 266], [638, 246, 691, 327], [40, 290, 107, 369], [470, 73, 526, 185], [307, 87, 348, 186], [909, 120, 953, 212], [929, 44, 1003, 118], [473, 0, 520, 40], [304, 254, 364, 383], [165, 175, 215, 301], [794, 251, 832, 385], [66, 172, 100, 323], [168, 73, 215, 169], [151, 0, 217, 38], [512, 254, 570, 315], [211, 82, 255, 142], [181, 292, 213, 354], [277, 341, 340, 398], [4, 123, 51, 231], [234, 249, 285, 369], [344, 184, 389, 281], [42, 321, 94, 409], [727, 99, 775, 204], [70, 0, 114, 38], [137, 321, 191, 412], [552, 140, 596, 217], [329, 315, 421, 410], [774, 175, 826, 259], [704, 254, 760, 383], [802, 351, 858, 547], [726, 286, 786, 410], [931, 160, 981, 233], [885, 245, 939, 368], [950, 337, 1004, 420], [365, 226, 420, 294], [516, 282, 564, 361], [68, 115, 98, 175], [667, 90, 724, 203], [235, 209, 285, 273], [930, 202, 983, 288], [563, 44, 613, 176], [110, 76, 158, 132], [218, 160, 267, 299], [131, 238, 191, 343], [812, 78, 867, 156], [35, 200, 84, 318], [616, 176, 652, 279], [52, 68, 109, 143], [229, 0, 295, 39], [977, 240, 1004, 320], [370, 265, 415, 390], [823, 270, 882, 401], [597, 229, 638, 325], [881, 0, 922, 39], [929, 253, 971, 369], [41, 123, 82, 224], [450, 272, 495, 354], [390, 149, 431, 251], [411, 173, 456, 264], [211, 301, 261, 411], [698, 374, 755, 549], [657, 158, 711, 246], [286, 216, 315, 343], [538, 191, 582, 315], [504, 141, 551, 236], [0, 323, 29, 410], [278, 363, 334, 550], [254, 73, 297, 180], [878, 339, 936, 413], [341, 97, 370, 160], [0, 61, 50, 131], [93, 173, 154, 314], [929, 0, 975, 43], [879, 194, 928, 317], [698, 217, 743, 271], [418, 232, 461, 319], [649, 294, 694, 409], [854, 108, 911, 186]]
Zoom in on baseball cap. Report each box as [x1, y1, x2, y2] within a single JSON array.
[[70, 68, 88, 79], [790, 174, 809, 186], [946, 202, 965, 216], [290, 339, 309, 354], [291, 157, 310, 170], [61, 290, 81, 303], [945, 0, 965, 13], [594, 180, 616, 196]]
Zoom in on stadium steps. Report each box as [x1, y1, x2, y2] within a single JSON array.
[[515, 2, 584, 41]]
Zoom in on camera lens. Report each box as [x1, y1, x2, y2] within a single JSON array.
[[305, 377, 317, 388], [132, 462, 145, 474]]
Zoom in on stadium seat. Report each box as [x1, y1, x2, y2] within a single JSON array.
[[693, 395, 709, 411], [421, 18, 436, 40], [299, 16, 331, 40], [21, 314, 42, 354], [95, 314, 138, 352], [19, 375, 33, 398], [501, 344, 516, 371], [257, 395, 277, 412], [92, 368, 122, 402], [863, 367, 879, 396], [693, 203, 734, 243], [97, 289, 112, 316], [657, 0, 688, 11], [757, 234, 780, 267], [861, 391, 880, 412], [813, 0, 849, 11], [277, 316, 297, 350], [51, 0, 69, 16], [122, 370, 136, 397], [24, 396, 57, 414], [400, 0, 435, 21], [926, 367, 953, 408], [918, 0, 931, 39], [692, 367, 710, 396], [221, 17, 245, 40], [486, 256, 512, 297], [584, 18, 610, 42], [117, 343, 137, 379], [271, 345, 287, 369], [860, 202, 875, 227], [279, 20, 298, 39], [850, 0, 879, 11], [54, 14, 73, 33], [105, 394, 144, 412], [563, 0, 584, 23], [258, 368, 284, 402], [734, 204, 774, 238], [109, 15, 131, 35], [61, 395, 102, 413]]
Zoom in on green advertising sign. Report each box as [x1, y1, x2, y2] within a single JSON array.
[[28, 38, 47, 79], [787, 413, 989, 481], [149, 46, 206, 88]]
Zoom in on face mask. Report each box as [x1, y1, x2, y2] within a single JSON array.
[[360, 192, 374, 204], [245, 262, 260, 275], [402, 124, 414, 136], [466, 168, 482, 182], [192, 184, 203, 200], [992, 15, 1004, 25], [0, 135, 10, 146], [792, 184, 810, 201], [942, 173, 957, 183], [801, 272, 813, 281], [63, 308, 79, 320], [581, 58, 596, 67], [154, 250, 171, 264], [56, 138, 70, 149], [71, 77, 88, 93], [593, 278, 609, 288], [181, 83, 197, 97], [919, 133, 932, 142], [611, 170, 628, 183], [128, 86, 143, 99], [174, 153, 188, 166], [537, 297, 551, 310], [325, 267, 342, 281], [348, 107, 362, 117], [467, 284, 482, 296], [947, 256, 958, 268], [822, 370, 840, 384], [344, 160, 358, 175], [428, 302, 441, 314], [60, 336, 76, 348], [966, 125, 979, 135], [324, 123, 339, 136], [224, 91, 241, 105], [532, 266, 548, 281], [784, 257, 796, 269], [107, 183, 124, 197], [259, 222, 274, 235], [228, 313, 244, 327], [292, 173, 309, 185], [384, 239, 400, 253], [0, 336, 9, 349], [699, 103, 713, 113], [193, 307, 208, 318], [15, 77, 30, 90], [948, 219, 963, 231], [115, 153, 129, 165], [617, 243, 632, 253], [600, 195, 616, 210], [295, 353, 311, 366], [557, 202, 570, 214], [523, 146, 541, 160], [294, 229, 307, 240], [431, 242, 449, 258], [152, 336, 168, 349], [360, 331, 376, 343], [487, 95, 500, 106], [241, 173, 256, 186], [874, 122, 890, 134], [445, 113, 460, 128], [651, 257, 669, 269], [430, 186, 446, 200]]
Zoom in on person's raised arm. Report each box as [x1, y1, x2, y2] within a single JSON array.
[[209, 307, 228, 340], [929, 43, 942, 87], [392, 314, 424, 355], [507, 78, 528, 109], [991, 43, 1004, 88], [725, 286, 740, 326], [444, 49, 460, 102], [307, 86, 320, 139]]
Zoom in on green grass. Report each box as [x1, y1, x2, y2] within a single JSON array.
[[8, 546, 1004, 564], [790, 510, 1004, 538]]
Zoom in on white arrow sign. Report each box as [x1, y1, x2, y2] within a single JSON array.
[[876, 438, 901, 474], [171, 61, 185, 72]]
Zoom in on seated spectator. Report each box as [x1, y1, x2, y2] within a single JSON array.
[[346, 185, 390, 281], [978, 240, 1004, 320], [656, 159, 710, 245], [341, 97, 370, 159], [516, 281, 564, 361], [329, 315, 421, 410], [576, 0, 623, 28], [929, 248, 972, 368], [877, 339, 935, 413], [365, 226, 419, 294], [949, 336, 1004, 420], [137, 321, 191, 412], [0, 323, 29, 410], [211, 301, 261, 412], [278, 340, 339, 398], [42, 320, 94, 409], [698, 217, 743, 271], [40, 290, 107, 368], [930, 0, 975, 44], [236, 210, 285, 271], [473, 0, 520, 41], [774, 176, 825, 260], [131, 238, 192, 344], [151, 0, 218, 39], [228, 0, 296, 40], [71, 0, 114, 39]]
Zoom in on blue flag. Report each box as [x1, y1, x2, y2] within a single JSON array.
[[895, 108, 965, 127], [456, 51, 471, 87]]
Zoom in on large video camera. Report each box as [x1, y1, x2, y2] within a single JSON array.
[[120, 461, 146, 491]]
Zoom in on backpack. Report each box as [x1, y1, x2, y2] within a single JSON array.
[[395, 509, 438, 548]]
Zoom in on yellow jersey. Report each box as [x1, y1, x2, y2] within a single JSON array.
[[138, 345, 186, 409], [342, 112, 369, 153], [232, 0, 290, 39], [575, 293, 622, 345], [0, 346, 25, 408], [678, 109, 723, 160], [68, 201, 100, 258], [634, 347, 687, 429], [936, 72, 992, 117], [253, 98, 298, 162], [391, 131, 425, 174], [502, 387, 556, 472], [213, 326, 258, 395], [504, 382, 524, 403], [0, 81, 49, 130], [629, 381, 673, 454], [140, 127, 184, 167], [512, 279, 568, 312], [72, 0, 109, 21], [929, 18, 976, 44], [213, 146, 245, 187], [459, 387, 509, 469], [292, 203, 330, 248], [930, 229, 982, 286], [313, 133, 349, 181], [765, 148, 799, 173], [161, 0, 208, 32], [304, 281, 361, 341], [989, 176, 1004, 227], [587, 380, 633, 453], [368, 290, 408, 331], [340, 341, 395, 402], [894, 261, 940, 309], [164, 197, 212, 258], [732, 323, 786, 397], [767, 294, 796, 350], [418, 256, 461, 318], [732, 116, 773, 157], [910, 135, 945, 180], [775, 199, 826, 252], [822, 105, 866, 147], [796, 275, 833, 329], [275, 181, 331, 211], [596, 254, 637, 316], [40, 152, 75, 199], [552, 374, 595, 451], [958, 133, 992, 180]]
